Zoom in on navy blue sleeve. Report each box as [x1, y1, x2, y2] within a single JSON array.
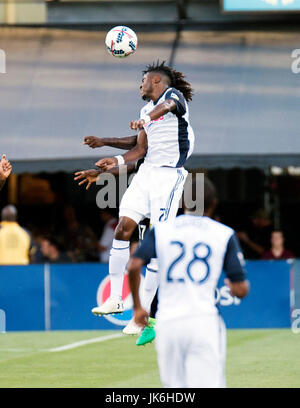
[[165, 88, 186, 117], [133, 227, 156, 265], [223, 233, 246, 282]]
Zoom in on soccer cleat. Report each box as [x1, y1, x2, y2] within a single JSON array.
[[91, 297, 124, 316], [136, 317, 156, 346], [122, 318, 142, 335]]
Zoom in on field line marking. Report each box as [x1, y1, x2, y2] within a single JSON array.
[[48, 333, 123, 352]]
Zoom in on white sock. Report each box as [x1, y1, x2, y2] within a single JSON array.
[[142, 259, 159, 313], [109, 239, 130, 300]]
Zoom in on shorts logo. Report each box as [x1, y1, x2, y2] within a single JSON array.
[[96, 272, 144, 326]]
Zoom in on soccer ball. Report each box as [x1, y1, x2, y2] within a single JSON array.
[[105, 26, 138, 58]]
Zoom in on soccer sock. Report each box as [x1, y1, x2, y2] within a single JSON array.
[[109, 239, 130, 301], [142, 259, 159, 313]]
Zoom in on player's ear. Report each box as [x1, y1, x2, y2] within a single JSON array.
[[153, 74, 161, 84]]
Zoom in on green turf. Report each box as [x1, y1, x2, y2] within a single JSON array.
[[0, 329, 299, 388]]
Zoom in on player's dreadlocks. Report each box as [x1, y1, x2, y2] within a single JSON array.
[[143, 60, 193, 102]]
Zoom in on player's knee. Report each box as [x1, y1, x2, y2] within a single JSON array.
[[114, 219, 133, 241]]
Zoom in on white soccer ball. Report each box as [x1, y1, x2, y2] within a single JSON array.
[[105, 26, 138, 58]]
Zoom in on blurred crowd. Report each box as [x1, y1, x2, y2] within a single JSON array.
[[0, 202, 295, 266], [0, 203, 140, 265], [0, 154, 295, 265]]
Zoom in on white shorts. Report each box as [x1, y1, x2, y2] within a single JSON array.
[[119, 162, 188, 226], [155, 314, 226, 388]]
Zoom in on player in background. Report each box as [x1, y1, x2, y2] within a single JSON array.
[[0, 154, 12, 192], [90, 61, 195, 342], [127, 177, 250, 388]]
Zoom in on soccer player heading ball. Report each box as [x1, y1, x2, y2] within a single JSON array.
[[90, 61, 195, 338]]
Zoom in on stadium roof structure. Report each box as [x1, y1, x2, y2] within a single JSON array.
[[0, 28, 300, 173]]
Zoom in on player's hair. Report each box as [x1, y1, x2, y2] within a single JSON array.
[[143, 60, 193, 102], [203, 177, 217, 212]]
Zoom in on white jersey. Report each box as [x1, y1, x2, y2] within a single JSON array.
[[134, 214, 246, 322], [140, 87, 195, 168]]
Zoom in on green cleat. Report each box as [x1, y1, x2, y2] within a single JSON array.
[[136, 317, 156, 346]]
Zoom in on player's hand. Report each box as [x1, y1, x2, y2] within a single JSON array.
[[74, 169, 100, 190], [95, 157, 118, 171], [134, 307, 149, 328], [0, 154, 12, 180], [130, 119, 145, 131], [224, 278, 234, 296], [84, 136, 105, 149]]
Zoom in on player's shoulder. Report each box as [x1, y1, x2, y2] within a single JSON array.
[[165, 87, 184, 101], [173, 214, 234, 236], [204, 217, 235, 239], [203, 216, 233, 231]]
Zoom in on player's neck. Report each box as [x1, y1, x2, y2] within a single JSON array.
[[150, 85, 169, 103]]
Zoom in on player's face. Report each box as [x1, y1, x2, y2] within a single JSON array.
[[140, 73, 153, 101]]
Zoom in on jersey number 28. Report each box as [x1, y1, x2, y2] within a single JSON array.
[[166, 241, 211, 285]]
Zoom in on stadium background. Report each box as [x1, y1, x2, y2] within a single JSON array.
[[1, 1, 300, 256], [0, 0, 300, 388]]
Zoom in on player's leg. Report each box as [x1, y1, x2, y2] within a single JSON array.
[[136, 168, 188, 344], [185, 315, 223, 388], [135, 259, 159, 344], [92, 167, 149, 316], [151, 167, 188, 224], [155, 320, 187, 388], [218, 314, 227, 388], [142, 259, 159, 313], [92, 216, 138, 315]]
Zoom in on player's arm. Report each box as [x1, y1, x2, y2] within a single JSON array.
[[223, 233, 250, 299], [0, 154, 12, 191], [95, 129, 147, 172], [74, 162, 137, 190], [130, 99, 177, 130], [83, 135, 138, 150], [130, 89, 186, 130], [128, 228, 157, 327]]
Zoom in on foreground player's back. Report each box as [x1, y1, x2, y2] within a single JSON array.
[[154, 214, 245, 321]]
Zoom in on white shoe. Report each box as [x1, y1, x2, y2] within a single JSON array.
[[122, 318, 142, 335], [92, 297, 124, 316]]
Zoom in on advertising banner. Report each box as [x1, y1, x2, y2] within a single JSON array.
[[0, 260, 293, 331], [223, 0, 300, 12]]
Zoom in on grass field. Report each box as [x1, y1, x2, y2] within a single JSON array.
[[0, 329, 299, 388]]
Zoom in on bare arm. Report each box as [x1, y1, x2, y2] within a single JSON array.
[[128, 257, 149, 327], [95, 129, 148, 172], [122, 129, 147, 164], [74, 162, 137, 190], [130, 99, 177, 131], [237, 232, 265, 256], [84, 135, 138, 150]]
